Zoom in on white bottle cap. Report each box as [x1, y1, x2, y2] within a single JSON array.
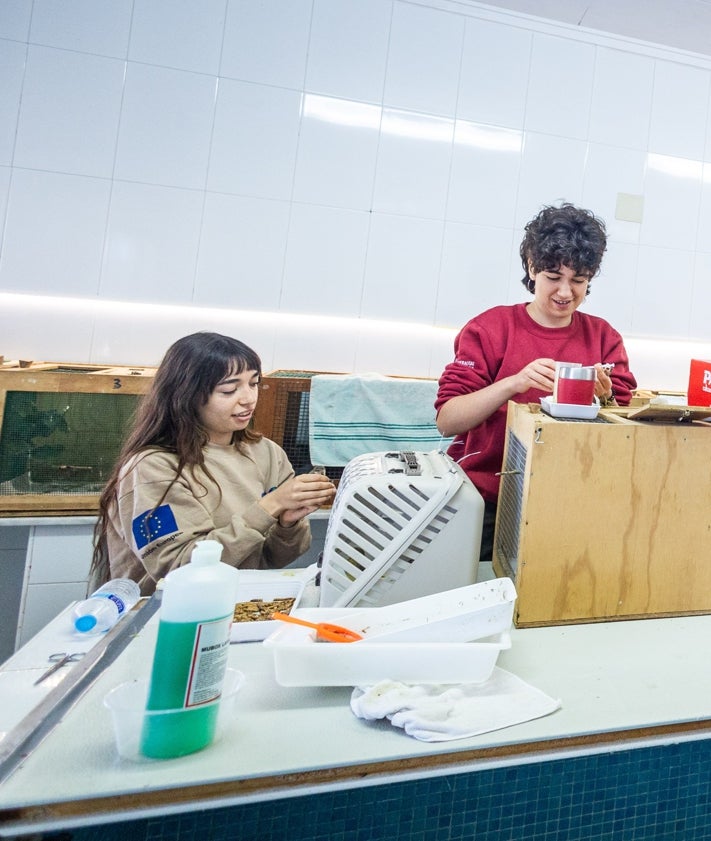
[[190, 540, 223, 565]]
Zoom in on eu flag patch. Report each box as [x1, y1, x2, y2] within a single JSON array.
[[132, 505, 179, 549]]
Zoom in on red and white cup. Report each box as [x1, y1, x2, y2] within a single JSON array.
[[556, 365, 596, 405]]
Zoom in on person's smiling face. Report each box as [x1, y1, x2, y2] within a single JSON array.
[[526, 263, 590, 327], [198, 366, 260, 445]]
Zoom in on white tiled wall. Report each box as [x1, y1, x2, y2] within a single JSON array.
[[0, 0, 711, 387], [17, 524, 95, 646], [0, 524, 28, 661]]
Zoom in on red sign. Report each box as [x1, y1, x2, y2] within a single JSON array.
[[687, 359, 711, 407]]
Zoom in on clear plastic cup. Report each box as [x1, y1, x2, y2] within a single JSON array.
[[103, 667, 244, 761]]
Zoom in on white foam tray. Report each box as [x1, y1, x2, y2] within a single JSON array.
[[263, 607, 511, 686], [231, 578, 305, 642], [540, 396, 600, 420]]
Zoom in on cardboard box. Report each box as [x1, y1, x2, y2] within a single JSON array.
[[493, 401, 711, 627]]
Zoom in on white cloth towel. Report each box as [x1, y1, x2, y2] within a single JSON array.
[[308, 373, 450, 466], [350, 668, 561, 742]]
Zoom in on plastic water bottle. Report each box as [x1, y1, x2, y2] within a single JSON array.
[[140, 540, 239, 759], [73, 578, 141, 634]]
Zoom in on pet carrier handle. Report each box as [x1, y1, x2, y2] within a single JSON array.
[[389, 451, 459, 477], [386, 451, 421, 476]]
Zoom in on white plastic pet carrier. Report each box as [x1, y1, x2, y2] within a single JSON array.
[[318, 450, 485, 608]]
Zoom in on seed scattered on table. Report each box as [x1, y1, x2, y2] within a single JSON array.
[[233, 597, 296, 623]]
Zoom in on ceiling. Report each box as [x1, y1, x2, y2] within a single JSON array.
[[476, 0, 711, 59]]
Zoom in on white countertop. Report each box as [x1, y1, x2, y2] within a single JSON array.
[[2, 569, 711, 835], [0, 516, 98, 527]]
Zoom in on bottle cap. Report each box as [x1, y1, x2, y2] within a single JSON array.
[[190, 540, 223, 565], [75, 615, 98, 633]]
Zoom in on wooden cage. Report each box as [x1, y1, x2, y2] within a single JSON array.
[[252, 370, 342, 479], [0, 359, 156, 516], [493, 401, 711, 627]]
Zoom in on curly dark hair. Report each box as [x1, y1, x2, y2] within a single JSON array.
[[519, 203, 607, 295]]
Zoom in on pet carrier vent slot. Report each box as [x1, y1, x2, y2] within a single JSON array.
[[343, 506, 396, 542], [331, 556, 364, 580], [339, 517, 387, 551], [352, 492, 404, 531], [367, 487, 414, 522], [333, 538, 370, 565], [495, 429, 527, 575], [356, 555, 420, 606], [387, 483, 431, 511]]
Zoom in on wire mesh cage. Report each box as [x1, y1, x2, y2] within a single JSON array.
[[0, 391, 140, 493], [0, 360, 155, 514], [252, 370, 343, 482], [493, 429, 527, 577]]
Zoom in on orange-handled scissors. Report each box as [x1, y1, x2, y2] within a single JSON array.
[[271, 612, 362, 643]]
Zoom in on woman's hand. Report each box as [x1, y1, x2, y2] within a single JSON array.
[[510, 358, 557, 395], [593, 363, 614, 401], [259, 474, 336, 526]]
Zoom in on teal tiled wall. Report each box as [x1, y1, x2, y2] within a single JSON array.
[[42, 739, 711, 841]]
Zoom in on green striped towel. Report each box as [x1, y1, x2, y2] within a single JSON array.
[[308, 374, 451, 466]]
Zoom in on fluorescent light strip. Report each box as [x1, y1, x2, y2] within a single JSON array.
[[647, 152, 702, 179], [302, 93, 523, 151], [2, 294, 709, 368], [0, 292, 452, 338]]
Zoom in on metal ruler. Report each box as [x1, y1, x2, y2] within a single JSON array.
[[0, 593, 161, 785]]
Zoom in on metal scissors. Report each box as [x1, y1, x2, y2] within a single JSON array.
[[34, 652, 86, 686]]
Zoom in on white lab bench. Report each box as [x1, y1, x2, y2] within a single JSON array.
[[0, 512, 329, 664], [2, 566, 711, 837]]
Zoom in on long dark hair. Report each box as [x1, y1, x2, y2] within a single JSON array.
[[91, 332, 262, 585]]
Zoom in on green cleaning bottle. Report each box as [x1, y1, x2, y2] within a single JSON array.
[[140, 540, 239, 759]]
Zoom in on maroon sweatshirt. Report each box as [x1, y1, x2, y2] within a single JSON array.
[[435, 303, 637, 502]]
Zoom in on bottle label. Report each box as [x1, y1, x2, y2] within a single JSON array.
[[184, 616, 231, 707], [95, 592, 126, 614]]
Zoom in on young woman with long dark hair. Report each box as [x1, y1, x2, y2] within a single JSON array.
[[91, 332, 335, 595]]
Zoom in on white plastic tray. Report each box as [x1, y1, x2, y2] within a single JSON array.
[[263, 607, 511, 686], [332, 579, 516, 644], [540, 396, 599, 420], [231, 578, 305, 642]]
